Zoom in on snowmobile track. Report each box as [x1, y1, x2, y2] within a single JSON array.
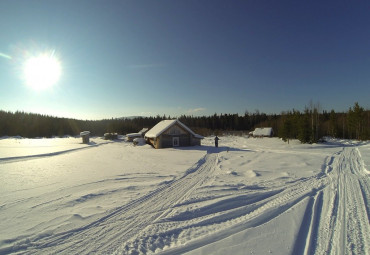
[[158, 147, 370, 255], [311, 147, 370, 255], [14, 152, 218, 254]]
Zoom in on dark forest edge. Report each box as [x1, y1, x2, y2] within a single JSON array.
[[0, 102, 369, 143]]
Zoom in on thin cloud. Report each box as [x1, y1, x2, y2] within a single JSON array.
[[187, 108, 206, 114]]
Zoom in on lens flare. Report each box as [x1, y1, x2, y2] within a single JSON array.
[[0, 52, 12, 60], [23, 50, 62, 90]]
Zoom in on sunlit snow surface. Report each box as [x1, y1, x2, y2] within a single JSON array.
[[0, 136, 369, 254]]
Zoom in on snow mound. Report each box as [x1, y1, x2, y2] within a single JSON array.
[[133, 138, 146, 146]]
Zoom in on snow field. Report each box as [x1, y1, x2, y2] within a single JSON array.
[[0, 136, 369, 254]]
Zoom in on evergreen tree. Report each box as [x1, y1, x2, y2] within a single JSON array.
[[298, 109, 311, 143], [1, 103, 368, 141], [329, 110, 338, 137], [348, 102, 365, 140]]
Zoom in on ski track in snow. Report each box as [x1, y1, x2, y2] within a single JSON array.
[[1, 141, 369, 255]]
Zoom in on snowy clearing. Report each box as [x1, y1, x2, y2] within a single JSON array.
[[0, 136, 369, 255]]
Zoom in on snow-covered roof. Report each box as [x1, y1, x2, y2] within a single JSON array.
[[252, 127, 273, 137], [194, 134, 204, 139], [127, 133, 142, 138], [138, 128, 148, 134], [80, 131, 90, 136], [145, 119, 203, 139], [127, 128, 148, 138]]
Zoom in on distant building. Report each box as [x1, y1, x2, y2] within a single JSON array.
[[251, 127, 274, 137], [145, 119, 203, 149], [127, 128, 149, 142], [104, 133, 118, 140], [80, 131, 90, 144]]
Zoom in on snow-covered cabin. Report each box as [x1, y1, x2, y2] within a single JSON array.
[[145, 119, 203, 149], [127, 128, 149, 142], [252, 127, 274, 137]]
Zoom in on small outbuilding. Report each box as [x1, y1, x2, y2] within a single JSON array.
[[104, 133, 118, 140], [252, 127, 274, 137], [80, 131, 90, 144], [127, 128, 149, 142], [145, 119, 203, 149]]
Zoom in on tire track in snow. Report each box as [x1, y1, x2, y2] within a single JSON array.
[[311, 147, 370, 255], [301, 190, 323, 255], [11, 152, 218, 254], [109, 146, 369, 255], [159, 147, 369, 255], [135, 157, 333, 255]]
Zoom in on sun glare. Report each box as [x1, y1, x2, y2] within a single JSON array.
[[23, 51, 61, 90]]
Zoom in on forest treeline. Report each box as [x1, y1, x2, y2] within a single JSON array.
[[0, 102, 369, 143]]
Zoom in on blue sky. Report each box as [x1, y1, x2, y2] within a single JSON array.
[[0, 0, 369, 120]]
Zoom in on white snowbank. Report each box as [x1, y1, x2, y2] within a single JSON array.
[[133, 137, 146, 146]]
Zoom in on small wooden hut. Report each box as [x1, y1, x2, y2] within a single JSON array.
[[145, 119, 203, 149], [80, 131, 90, 144]]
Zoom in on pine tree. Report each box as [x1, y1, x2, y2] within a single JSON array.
[[351, 102, 364, 140], [329, 110, 338, 137], [298, 109, 311, 143]]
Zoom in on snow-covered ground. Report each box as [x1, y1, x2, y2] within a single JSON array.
[[0, 136, 369, 255]]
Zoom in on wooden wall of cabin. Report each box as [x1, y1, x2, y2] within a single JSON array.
[[160, 134, 190, 148], [191, 137, 201, 146]]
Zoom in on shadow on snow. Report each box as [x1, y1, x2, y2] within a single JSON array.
[[172, 145, 254, 154]]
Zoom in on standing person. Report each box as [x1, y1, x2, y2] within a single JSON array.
[[214, 135, 220, 148]]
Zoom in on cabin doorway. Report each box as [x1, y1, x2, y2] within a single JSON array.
[[172, 137, 179, 147]]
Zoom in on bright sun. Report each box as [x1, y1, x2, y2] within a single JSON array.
[[23, 51, 61, 90]]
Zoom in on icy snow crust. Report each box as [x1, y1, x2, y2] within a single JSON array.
[[0, 136, 369, 254]]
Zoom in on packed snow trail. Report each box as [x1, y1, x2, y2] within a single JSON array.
[[116, 150, 333, 254], [310, 147, 370, 255], [10, 152, 218, 254], [144, 146, 369, 255]]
